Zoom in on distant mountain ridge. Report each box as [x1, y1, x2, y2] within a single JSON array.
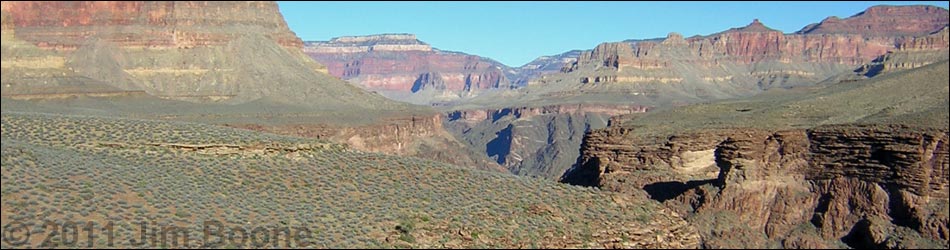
[[304, 33, 585, 105], [450, 5, 948, 111]]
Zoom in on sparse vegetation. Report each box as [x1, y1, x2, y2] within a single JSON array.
[[1, 112, 677, 248]]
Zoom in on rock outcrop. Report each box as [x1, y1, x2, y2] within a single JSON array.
[[796, 5, 949, 36], [305, 34, 514, 105], [562, 60, 950, 248], [2, 1, 303, 50]]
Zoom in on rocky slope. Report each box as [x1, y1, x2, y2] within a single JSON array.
[[562, 60, 950, 248], [305, 34, 515, 105], [1, 112, 702, 249]]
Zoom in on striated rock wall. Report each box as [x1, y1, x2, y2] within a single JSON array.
[[553, 6, 948, 99], [305, 34, 514, 104], [853, 27, 949, 77], [796, 5, 949, 36], [568, 23, 893, 75], [896, 26, 950, 50], [1, 1, 303, 50], [565, 124, 949, 248], [307, 50, 511, 92]]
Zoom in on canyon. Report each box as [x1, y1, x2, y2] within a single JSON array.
[[441, 4, 949, 184], [2, 1, 949, 249], [445, 104, 649, 179]]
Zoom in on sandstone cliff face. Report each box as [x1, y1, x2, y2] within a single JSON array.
[[565, 20, 893, 83], [796, 5, 949, 36], [445, 104, 649, 180], [852, 27, 950, 77], [562, 59, 950, 248], [2, 1, 302, 50], [305, 34, 514, 104], [565, 125, 949, 248]]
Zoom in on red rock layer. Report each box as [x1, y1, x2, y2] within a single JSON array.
[[1, 1, 303, 50], [309, 50, 510, 92], [797, 5, 949, 36], [566, 6, 948, 84]]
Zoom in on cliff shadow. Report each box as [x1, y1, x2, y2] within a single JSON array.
[[559, 155, 602, 187], [486, 124, 513, 165], [642, 179, 717, 202]]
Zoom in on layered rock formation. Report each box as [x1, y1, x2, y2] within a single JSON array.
[[2, 1, 411, 109], [796, 5, 949, 36], [854, 27, 950, 77], [503, 5, 949, 110], [305, 34, 515, 105], [1, 9, 128, 97], [445, 104, 649, 180], [562, 60, 950, 248], [3, 1, 303, 50], [448, 5, 948, 185], [510, 50, 583, 87]]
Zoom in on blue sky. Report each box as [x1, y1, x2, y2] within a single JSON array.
[[279, 1, 949, 67]]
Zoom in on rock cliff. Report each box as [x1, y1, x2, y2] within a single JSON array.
[[2, 1, 303, 50], [502, 5, 949, 110], [305, 34, 514, 105], [562, 60, 950, 248], [796, 5, 949, 36]]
